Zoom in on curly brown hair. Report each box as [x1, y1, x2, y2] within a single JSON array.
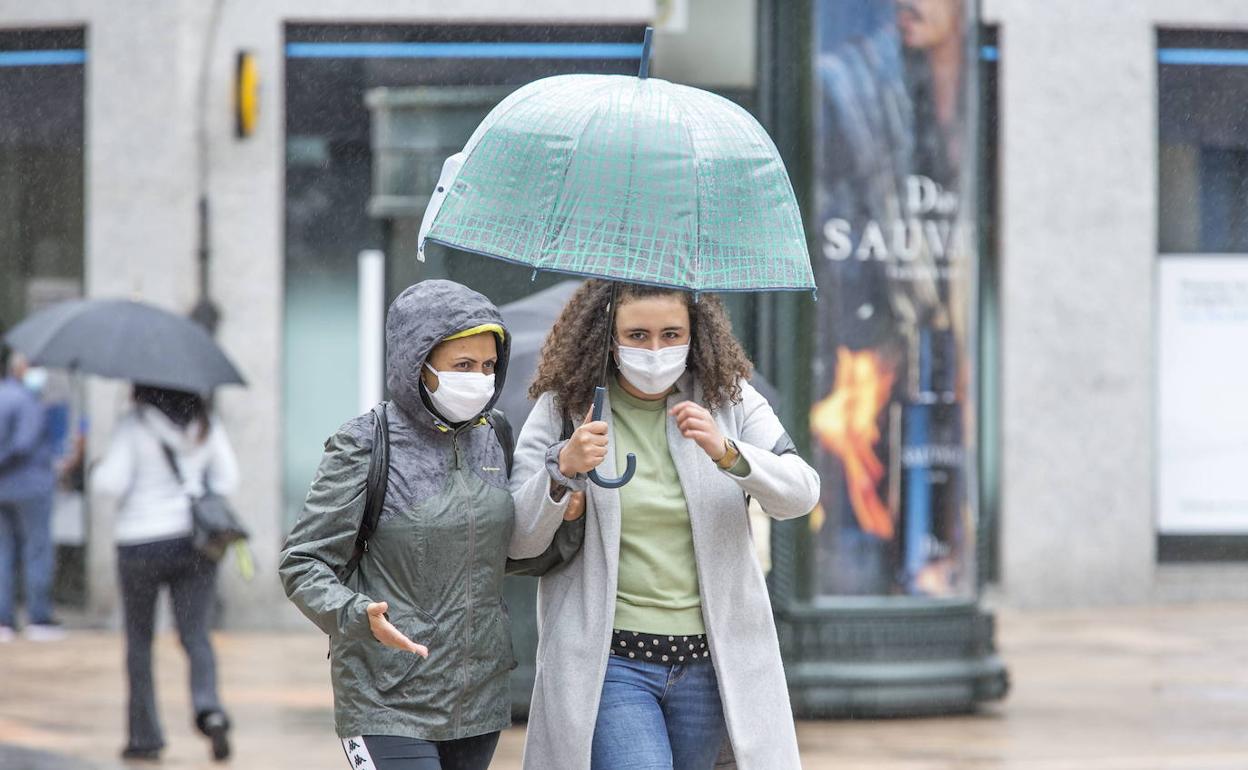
[[528, 280, 753, 418]]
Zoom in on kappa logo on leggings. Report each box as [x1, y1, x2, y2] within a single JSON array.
[[341, 737, 375, 770]]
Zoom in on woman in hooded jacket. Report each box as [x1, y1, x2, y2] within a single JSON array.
[[509, 280, 820, 770], [280, 279, 581, 770], [91, 384, 239, 763]]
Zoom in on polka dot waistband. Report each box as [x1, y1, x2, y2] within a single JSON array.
[[610, 629, 711, 664]]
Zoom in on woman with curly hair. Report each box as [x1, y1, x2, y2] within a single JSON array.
[[508, 280, 820, 770]]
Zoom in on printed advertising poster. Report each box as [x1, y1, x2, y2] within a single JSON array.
[[809, 0, 978, 597], [1158, 257, 1248, 534]]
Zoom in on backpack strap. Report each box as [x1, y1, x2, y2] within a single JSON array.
[[340, 403, 389, 582], [483, 408, 573, 481], [487, 409, 515, 477]]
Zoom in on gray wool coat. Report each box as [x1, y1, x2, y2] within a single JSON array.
[[509, 374, 821, 770]]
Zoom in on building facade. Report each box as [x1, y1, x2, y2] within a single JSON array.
[[2, 0, 1247, 632], [982, 0, 1248, 606], [0, 0, 656, 628]]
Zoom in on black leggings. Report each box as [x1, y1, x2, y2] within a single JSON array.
[[341, 733, 500, 770]]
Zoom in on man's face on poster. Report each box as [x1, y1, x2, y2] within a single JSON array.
[[896, 0, 961, 50]]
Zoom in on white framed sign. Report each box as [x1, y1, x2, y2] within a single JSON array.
[[1158, 255, 1248, 533]]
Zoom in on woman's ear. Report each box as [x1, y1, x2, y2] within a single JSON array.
[[419, 359, 437, 393]]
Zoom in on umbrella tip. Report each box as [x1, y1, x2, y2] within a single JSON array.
[[638, 26, 653, 80]]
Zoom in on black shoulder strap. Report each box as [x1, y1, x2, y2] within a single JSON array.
[[488, 409, 514, 477], [159, 443, 213, 500], [159, 443, 184, 485], [341, 403, 389, 581]]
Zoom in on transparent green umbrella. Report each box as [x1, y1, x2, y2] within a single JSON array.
[[421, 29, 813, 487]]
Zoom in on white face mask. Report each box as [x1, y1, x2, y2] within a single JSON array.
[[22, 367, 47, 394], [616, 344, 689, 396], [423, 363, 496, 423]]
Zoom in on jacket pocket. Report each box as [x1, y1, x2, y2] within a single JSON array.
[[474, 600, 517, 676], [370, 607, 438, 694]]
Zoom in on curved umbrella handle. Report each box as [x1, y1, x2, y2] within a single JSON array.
[[587, 385, 637, 489]]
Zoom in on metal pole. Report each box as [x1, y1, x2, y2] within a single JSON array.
[[599, 281, 620, 389], [191, 0, 227, 333], [358, 250, 386, 413], [589, 281, 636, 489], [638, 27, 654, 79]]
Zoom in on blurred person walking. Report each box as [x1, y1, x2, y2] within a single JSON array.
[[91, 385, 239, 762], [0, 344, 61, 643], [509, 281, 820, 770], [280, 280, 581, 770]]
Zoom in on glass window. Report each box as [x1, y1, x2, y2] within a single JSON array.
[[809, 0, 981, 598], [0, 28, 85, 330], [0, 28, 86, 604], [1159, 30, 1248, 254], [1156, 30, 1248, 558], [282, 24, 643, 524]]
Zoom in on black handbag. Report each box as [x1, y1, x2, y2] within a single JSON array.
[[496, 411, 584, 577], [160, 444, 248, 562]]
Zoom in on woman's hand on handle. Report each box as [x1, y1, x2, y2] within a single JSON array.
[[558, 405, 609, 477], [670, 401, 728, 462], [366, 602, 429, 657]]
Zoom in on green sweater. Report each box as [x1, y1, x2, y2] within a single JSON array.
[[608, 377, 748, 636]]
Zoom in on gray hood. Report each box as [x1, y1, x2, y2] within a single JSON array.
[[385, 279, 511, 427]]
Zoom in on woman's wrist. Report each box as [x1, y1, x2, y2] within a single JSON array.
[[549, 479, 569, 502], [557, 444, 575, 479], [714, 438, 740, 469], [546, 440, 588, 492]]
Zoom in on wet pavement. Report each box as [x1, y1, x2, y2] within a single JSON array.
[[3, 603, 1248, 769]]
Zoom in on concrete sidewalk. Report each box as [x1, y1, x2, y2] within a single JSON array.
[[3, 603, 1248, 769]]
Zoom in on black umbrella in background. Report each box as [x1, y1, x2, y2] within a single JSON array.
[[497, 281, 781, 428], [4, 298, 246, 394]]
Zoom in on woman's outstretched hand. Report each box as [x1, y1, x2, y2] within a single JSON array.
[[366, 602, 429, 657], [670, 401, 728, 462]]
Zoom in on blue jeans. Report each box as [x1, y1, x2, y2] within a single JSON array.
[[591, 655, 727, 770], [0, 494, 55, 627]]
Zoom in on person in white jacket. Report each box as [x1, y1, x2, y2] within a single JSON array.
[[511, 281, 820, 770], [92, 385, 239, 763]]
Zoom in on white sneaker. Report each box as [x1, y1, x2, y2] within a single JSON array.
[[0, 626, 15, 643], [23, 623, 66, 642]]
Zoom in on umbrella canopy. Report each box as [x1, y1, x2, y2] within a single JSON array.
[[4, 299, 246, 394], [423, 34, 810, 489], [496, 281, 784, 427], [422, 73, 814, 293]]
